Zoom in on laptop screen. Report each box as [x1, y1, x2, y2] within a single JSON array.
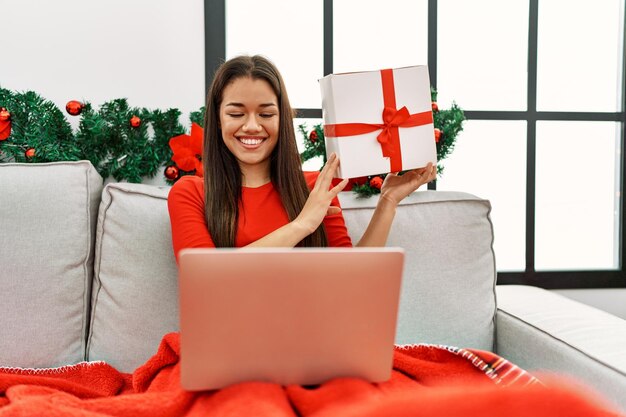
[[178, 247, 404, 390]]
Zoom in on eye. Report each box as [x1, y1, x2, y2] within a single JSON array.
[[260, 113, 276, 119], [227, 113, 244, 118]]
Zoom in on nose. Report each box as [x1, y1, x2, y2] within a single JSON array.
[[243, 115, 262, 133]]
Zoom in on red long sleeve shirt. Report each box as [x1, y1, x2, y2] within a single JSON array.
[[167, 172, 353, 261]]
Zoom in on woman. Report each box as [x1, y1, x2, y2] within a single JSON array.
[[168, 55, 436, 259]]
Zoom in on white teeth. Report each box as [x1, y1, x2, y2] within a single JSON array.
[[239, 138, 263, 145]]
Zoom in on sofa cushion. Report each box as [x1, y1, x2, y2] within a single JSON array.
[[87, 182, 179, 372], [339, 190, 497, 351], [88, 186, 496, 371], [0, 161, 102, 367]]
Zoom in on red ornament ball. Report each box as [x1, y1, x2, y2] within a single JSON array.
[[434, 128, 442, 143], [0, 108, 11, 122], [369, 176, 383, 190], [164, 165, 180, 180], [130, 115, 141, 128], [431, 102, 439, 112], [309, 130, 318, 142], [25, 148, 36, 159], [66, 100, 84, 116]]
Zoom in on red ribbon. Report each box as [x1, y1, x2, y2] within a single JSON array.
[[324, 69, 433, 173]]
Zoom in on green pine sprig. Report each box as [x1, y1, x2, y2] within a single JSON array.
[[0, 87, 204, 183], [298, 123, 326, 166], [0, 87, 79, 163]]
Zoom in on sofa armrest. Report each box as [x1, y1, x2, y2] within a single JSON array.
[[495, 285, 626, 413]]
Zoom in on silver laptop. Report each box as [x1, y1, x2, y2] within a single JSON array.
[[178, 247, 404, 391]]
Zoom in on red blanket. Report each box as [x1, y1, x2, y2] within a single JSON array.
[[0, 333, 621, 416]]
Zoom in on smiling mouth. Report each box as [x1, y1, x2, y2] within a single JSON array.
[[237, 137, 265, 147]]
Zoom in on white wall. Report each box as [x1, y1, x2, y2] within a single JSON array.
[[1, 0, 205, 132]]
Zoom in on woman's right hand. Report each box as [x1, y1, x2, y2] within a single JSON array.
[[294, 153, 349, 234]]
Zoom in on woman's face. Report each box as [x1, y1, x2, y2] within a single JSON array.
[[219, 76, 279, 179]]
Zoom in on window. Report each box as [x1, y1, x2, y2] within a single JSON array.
[[437, 0, 529, 111], [437, 120, 527, 272], [225, 0, 323, 109], [333, 0, 428, 73], [535, 121, 620, 271], [536, 0, 623, 112], [214, 0, 626, 288]]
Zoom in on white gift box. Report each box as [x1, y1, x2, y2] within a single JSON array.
[[320, 65, 436, 179]]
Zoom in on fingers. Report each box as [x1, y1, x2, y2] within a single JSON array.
[[426, 163, 437, 182], [417, 162, 436, 183], [314, 152, 340, 191], [307, 152, 348, 212], [397, 164, 435, 189], [331, 177, 349, 194]]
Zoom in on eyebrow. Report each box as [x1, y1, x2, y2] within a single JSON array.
[[224, 102, 277, 108]]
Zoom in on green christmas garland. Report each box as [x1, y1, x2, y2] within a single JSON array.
[[0, 86, 202, 183], [1, 86, 464, 194], [298, 88, 465, 197]]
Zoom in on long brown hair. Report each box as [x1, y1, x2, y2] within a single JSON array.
[[203, 55, 328, 247]]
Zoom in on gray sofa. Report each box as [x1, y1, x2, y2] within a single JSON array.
[[1, 160, 625, 412]]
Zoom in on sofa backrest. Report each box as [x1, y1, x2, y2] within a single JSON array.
[[87, 182, 178, 372], [0, 161, 102, 368], [339, 191, 497, 351], [86, 182, 497, 372], [0, 161, 497, 373]]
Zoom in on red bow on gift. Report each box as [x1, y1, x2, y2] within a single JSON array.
[[169, 122, 204, 176], [324, 69, 433, 172]]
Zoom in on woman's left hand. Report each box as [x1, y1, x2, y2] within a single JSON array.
[[379, 162, 437, 206]]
